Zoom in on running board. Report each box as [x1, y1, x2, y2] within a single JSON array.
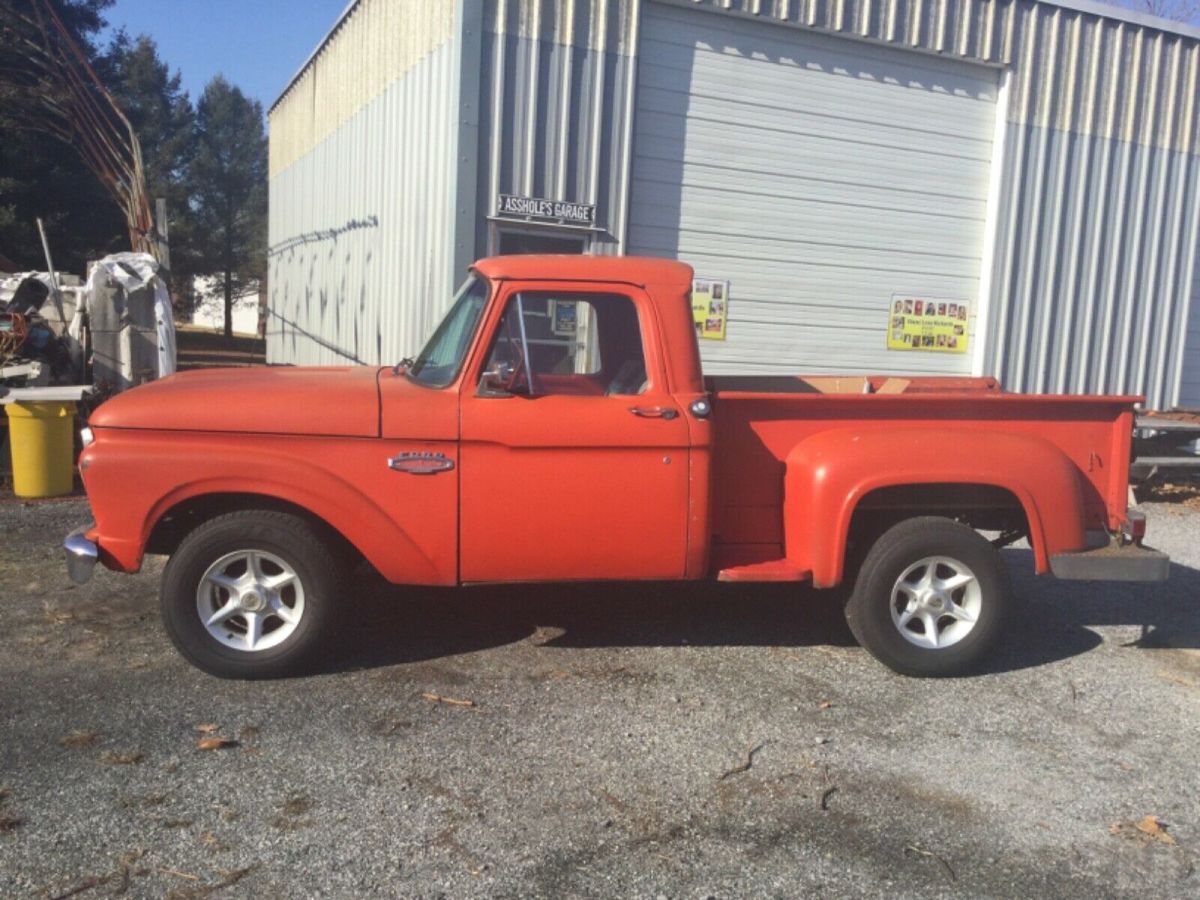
[[717, 560, 810, 583]]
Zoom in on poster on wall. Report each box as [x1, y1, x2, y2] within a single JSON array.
[[886, 295, 969, 353], [692, 279, 729, 340], [550, 299, 577, 336]]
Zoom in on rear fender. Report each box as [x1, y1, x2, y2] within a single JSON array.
[[783, 428, 1087, 586]]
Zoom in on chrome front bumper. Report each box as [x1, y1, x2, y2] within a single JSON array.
[[64, 526, 99, 584]]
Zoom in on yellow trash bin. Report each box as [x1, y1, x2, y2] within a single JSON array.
[[5, 401, 77, 498]]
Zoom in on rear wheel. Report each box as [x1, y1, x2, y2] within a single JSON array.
[[845, 517, 1008, 677], [161, 510, 344, 679]]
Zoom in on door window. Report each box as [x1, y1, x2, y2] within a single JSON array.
[[482, 292, 648, 397]]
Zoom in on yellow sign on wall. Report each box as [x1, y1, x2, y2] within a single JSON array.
[[692, 279, 728, 340], [887, 295, 969, 353]]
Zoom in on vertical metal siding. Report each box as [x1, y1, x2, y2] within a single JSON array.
[[476, 0, 639, 253], [1169, 213, 1200, 408], [980, 9, 1200, 409], [267, 40, 459, 366], [267, 0, 1200, 407], [269, 0, 455, 177], [657, 0, 1200, 140], [666, 0, 1200, 407]]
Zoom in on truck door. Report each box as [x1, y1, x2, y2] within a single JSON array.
[[459, 286, 691, 582]]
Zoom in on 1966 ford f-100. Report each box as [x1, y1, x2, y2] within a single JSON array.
[[65, 256, 1168, 679]]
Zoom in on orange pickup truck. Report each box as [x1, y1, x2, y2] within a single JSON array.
[[65, 256, 1168, 679]]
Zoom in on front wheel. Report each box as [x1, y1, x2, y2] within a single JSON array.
[[161, 510, 345, 679], [845, 517, 1009, 677]]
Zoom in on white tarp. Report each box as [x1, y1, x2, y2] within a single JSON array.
[[77, 252, 176, 379]]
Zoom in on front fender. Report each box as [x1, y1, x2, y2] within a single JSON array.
[[81, 430, 456, 585], [783, 428, 1088, 586]]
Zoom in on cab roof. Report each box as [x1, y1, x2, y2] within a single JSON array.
[[472, 255, 694, 286]]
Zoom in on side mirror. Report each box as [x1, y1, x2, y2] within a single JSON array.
[[477, 360, 514, 397]]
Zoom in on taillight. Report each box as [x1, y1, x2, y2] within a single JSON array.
[[1122, 510, 1147, 542]]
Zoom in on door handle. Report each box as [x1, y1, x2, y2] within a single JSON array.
[[628, 406, 679, 420]]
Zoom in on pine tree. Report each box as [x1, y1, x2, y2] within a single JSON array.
[[188, 76, 267, 339]]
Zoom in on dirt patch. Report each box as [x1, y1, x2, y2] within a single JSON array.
[[1140, 479, 1200, 509]]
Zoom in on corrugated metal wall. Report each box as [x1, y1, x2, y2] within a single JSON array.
[[628, 2, 999, 375], [266, 0, 1200, 406], [659, 0, 1200, 141], [476, 0, 639, 253], [1180, 247, 1200, 407], [660, 0, 1200, 408], [267, 43, 459, 366], [987, 125, 1200, 407], [270, 0, 455, 177], [983, 6, 1200, 410], [266, 0, 459, 366]]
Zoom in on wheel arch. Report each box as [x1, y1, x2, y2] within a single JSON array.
[[138, 477, 447, 585], [146, 492, 361, 566], [842, 483, 1030, 584], [784, 427, 1088, 586]]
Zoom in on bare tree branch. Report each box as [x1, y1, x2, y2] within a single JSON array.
[[0, 0, 158, 257]]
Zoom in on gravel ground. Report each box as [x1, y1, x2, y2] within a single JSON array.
[[1, 494, 1198, 898]]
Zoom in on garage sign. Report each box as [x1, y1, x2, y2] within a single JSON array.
[[496, 193, 596, 226]]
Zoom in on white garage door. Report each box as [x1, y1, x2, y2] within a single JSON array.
[[628, 3, 1001, 375]]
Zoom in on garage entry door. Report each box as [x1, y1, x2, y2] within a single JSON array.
[[628, 3, 1001, 375]]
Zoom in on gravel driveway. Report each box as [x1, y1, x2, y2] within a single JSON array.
[[1, 494, 1197, 898]]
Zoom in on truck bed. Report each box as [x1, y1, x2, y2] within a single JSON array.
[[705, 376, 1139, 575]]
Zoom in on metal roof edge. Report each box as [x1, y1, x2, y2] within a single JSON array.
[[268, 0, 1200, 118], [268, 0, 362, 115]]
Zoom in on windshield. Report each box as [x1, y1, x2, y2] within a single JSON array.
[[407, 274, 489, 388]]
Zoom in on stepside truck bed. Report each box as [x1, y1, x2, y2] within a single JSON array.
[[705, 375, 1138, 585]]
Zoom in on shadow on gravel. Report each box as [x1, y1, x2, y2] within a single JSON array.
[[982, 549, 1200, 675], [324, 577, 856, 675], [320, 549, 1200, 676]]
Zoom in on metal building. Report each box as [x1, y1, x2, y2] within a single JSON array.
[[267, 0, 1200, 411]]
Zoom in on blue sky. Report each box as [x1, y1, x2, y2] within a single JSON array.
[[102, 0, 348, 109]]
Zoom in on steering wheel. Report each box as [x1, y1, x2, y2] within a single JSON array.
[[502, 334, 528, 393], [482, 319, 532, 394]]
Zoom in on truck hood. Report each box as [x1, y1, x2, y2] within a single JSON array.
[[89, 366, 382, 437]]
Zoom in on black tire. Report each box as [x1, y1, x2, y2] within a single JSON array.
[[160, 510, 345, 679], [845, 517, 1008, 677]]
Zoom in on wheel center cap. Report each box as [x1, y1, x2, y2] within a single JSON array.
[[241, 591, 265, 612], [920, 591, 946, 612]]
